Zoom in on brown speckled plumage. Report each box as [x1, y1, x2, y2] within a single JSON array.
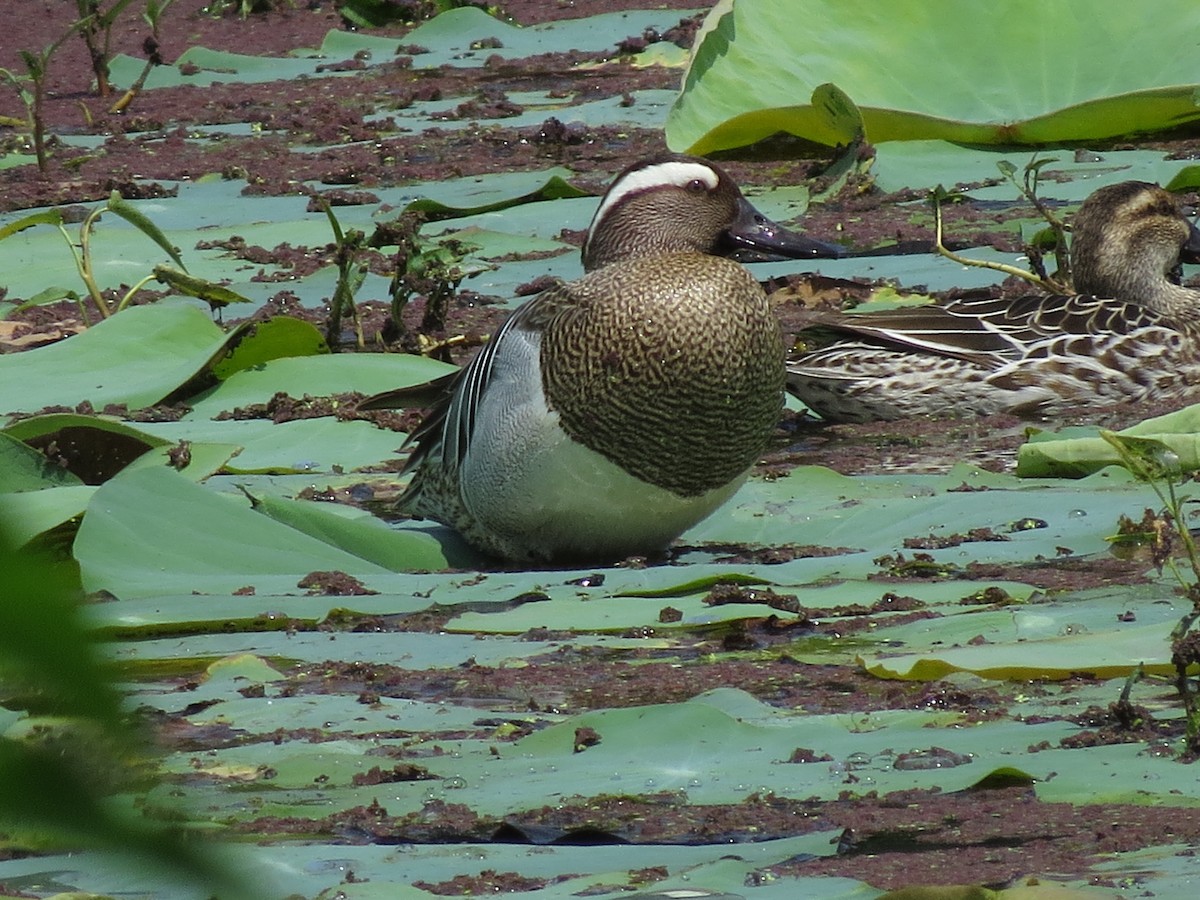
[[541, 252, 785, 497], [788, 181, 1200, 422]]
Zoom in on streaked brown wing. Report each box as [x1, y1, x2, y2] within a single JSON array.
[[798, 294, 1165, 368]]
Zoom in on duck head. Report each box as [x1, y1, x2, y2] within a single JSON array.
[[581, 153, 845, 271], [1072, 181, 1200, 307]]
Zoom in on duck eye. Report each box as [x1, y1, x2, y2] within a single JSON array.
[[685, 179, 708, 194]]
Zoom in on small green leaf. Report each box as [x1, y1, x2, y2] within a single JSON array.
[[9, 285, 80, 313], [810, 81, 863, 144], [0, 208, 63, 242], [153, 264, 250, 307], [401, 175, 591, 223], [106, 191, 187, 270]]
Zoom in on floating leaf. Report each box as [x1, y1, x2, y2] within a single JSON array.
[[0, 304, 227, 416], [3, 413, 171, 483], [1017, 403, 1200, 477], [403, 174, 591, 222], [74, 465, 391, 598], [246, 491, 454, 572], [0, 432, 83, 492]]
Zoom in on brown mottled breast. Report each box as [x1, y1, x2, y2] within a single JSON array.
[[538, 252, 785, 497]]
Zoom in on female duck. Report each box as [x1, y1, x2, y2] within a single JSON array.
[[362, 154, 842, 563], [787, 181, 1200, 422]]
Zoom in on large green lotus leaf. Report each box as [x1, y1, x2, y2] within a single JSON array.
[[667, 0, 1200, 153], [752, 244, 1036, 294], [158, 696, 486, 749], [86, 594, 447, 632], [0, 844, 274, 900], [350, 695, 1069, 815], [1030, 743, 1200, 806], [186, 353, 454, 419], [0, 204, 205, 302], [0, 304, 227, 417], [863, 585, 1183, 665], [112, 630, 565, 674], [0, 185, 350, 310], [368, 8, 697, 70], [3, 413, 171, 481], [3, 413, 240, 486], [404, 175, 589, 222], [446, 577, 1038, 638], [395, 168, 581, 215], [1086, 843, 1200, 897], [129, 688, 1076, 822], [0, 419, 239, 546], [122, 441, 244, 482], [3, 412, 172, 449], [365, 88, 683, 137], [422, 226, 571, 263], [306, 844, 856, 900], [447, 592, 802, 635], [73, 465, 391, 598]]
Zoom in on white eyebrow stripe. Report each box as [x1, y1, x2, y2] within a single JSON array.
[[584, 160, 719, 247]]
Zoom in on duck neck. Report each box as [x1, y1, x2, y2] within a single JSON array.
[[1145, 280, 1200, 319], [1075, 251, 1200, 319]]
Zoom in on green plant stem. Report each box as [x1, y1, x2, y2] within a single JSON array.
[[58, 209, 109, 320], [115, 274, 158, 313], [1007, 158, 1072, 284], [319, 198, 369, 350], [29, 64, 48, 172], [931, 192, 1055, 290], [15, 22, 90, 172], [1100, 429, 1200, 746]]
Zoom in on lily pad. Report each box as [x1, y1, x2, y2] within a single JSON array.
[[0, 304, 227, 417], [1016, 403, 1200, 478], [73, 464, 395, 598]]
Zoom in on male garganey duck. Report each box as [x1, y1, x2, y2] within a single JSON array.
[[361, 153, 843, 563], [786, 180, 1200, 423]]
